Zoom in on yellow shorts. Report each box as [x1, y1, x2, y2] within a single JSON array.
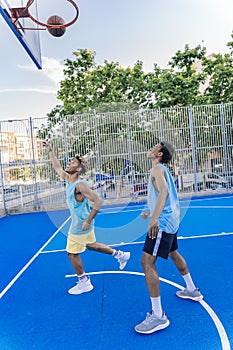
[[66, 229, 96, 254]]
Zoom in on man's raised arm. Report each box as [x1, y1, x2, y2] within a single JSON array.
[[43, 141, 68, 181]]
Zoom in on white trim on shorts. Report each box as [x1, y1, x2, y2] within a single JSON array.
[[152, 229, 163, 256]]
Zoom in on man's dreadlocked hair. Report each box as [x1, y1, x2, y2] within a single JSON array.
[[75, 155, 88, 175], [160, 141, 175, 164]]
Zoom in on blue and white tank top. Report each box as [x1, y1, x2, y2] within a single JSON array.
[[66, 179, 93, 235], [147, 164, 180, 234]]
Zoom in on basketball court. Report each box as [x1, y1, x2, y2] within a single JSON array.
[[0, 2, 232, 349], [0, 194, 232, 350]]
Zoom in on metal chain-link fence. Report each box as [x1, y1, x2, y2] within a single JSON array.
[[0, 103, 233, 215]]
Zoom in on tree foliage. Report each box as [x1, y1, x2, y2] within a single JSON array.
[[201, 53, 233, 104], [47, 34, 233, 120], [39, 34, 233, 177]]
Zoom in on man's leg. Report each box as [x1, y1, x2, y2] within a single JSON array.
[[86, 242, 130, 270], [169, 250, 203, 301], [169, 250, 188, 275], [140, 252, 163, 317], [67, 252, 84, 275], [141, 252, 160, 297], [67, 252, 94, 295], [86, 242, 114, 254], [135, 252, 169, 334]]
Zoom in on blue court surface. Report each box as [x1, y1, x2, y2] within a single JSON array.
[[0, 194, 232, 350]]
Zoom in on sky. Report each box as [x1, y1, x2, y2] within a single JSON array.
[[0, 0, 233, 121]]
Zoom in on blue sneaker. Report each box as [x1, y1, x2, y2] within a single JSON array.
[[135, 311, 170, 334]]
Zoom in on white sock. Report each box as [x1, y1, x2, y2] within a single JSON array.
[[78, 273, 87, 282], [112, 249, 117, 256], [182, 273, 196, 291], [112, 250, 123, 258], [151, 296, 163, 318]]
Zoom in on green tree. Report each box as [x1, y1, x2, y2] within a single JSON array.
[[50, 49, 152, 118], [41, 40, 233, 159], [46, 44, 210, 122], [201, 53, 233, 104], [150, 44, 207, 108]]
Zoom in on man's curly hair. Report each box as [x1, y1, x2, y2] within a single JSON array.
[[75, 155, 88, 175]]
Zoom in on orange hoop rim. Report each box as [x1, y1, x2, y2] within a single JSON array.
[[25, 0, 79, 28]]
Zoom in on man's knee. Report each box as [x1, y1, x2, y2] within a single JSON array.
[[141, 253, 155, 271], [67, 252, 79, 259], [170, 249, 185, 262], [169, 249, 178, 260], [86, 242, 97, 250]]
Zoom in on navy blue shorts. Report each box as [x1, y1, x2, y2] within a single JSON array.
[[143, 230, 178, 259]]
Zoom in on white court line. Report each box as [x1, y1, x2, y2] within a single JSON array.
[[199, 299, 231, 350], [41, 249, 66, 254], [181, 195, 233, 203], [99, 205, 233, 214], [41, 231, 233, 254], [65, 271, 231, 350], [99, 208, 146, 214], [109, 232, 233, 246], [111, 231, 233, 244], [98, 204, 233, 215], [0, 216, 71, 300], [181, 206, 233, 209], [179, 232, 233, 240]]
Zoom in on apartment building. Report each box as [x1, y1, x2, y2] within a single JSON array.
[[0, 131, 43, 182]]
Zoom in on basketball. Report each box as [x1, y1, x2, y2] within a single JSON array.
[[47, 15, 66, 37]]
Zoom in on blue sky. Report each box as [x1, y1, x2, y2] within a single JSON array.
[[0, 0, 233, 120]]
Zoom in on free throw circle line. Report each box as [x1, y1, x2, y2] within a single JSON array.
[[65, 270, 230, 350]]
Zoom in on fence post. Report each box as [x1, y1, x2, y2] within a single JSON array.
[[189, 105, 198, 192], [19, 185, 24, 207], [0, 122, 7, 215], [62, 115, 69, 165], [93, 110, 104, 198], [29, 117, 40, 210], [126, 109, 134, 190], [220, 103, 230, 185], [158, 107, 164, 140]]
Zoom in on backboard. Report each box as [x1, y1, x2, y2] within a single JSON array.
[[0, 0, 42, 69]]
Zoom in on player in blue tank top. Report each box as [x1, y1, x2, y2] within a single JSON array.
[[135, 141, 203, 335], [43, 141, 130, 295]]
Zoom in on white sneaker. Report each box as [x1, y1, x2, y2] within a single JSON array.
[[68, 277, 94, 295], [116, 251, 131, 270]]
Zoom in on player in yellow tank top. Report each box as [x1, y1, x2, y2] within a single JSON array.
[[43, 141, 131, 295]]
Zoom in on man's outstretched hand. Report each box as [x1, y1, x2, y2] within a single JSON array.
[[43, 140, 52, 152]]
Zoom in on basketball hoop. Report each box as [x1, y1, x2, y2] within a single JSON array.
[[10, 0, 79, 37]]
